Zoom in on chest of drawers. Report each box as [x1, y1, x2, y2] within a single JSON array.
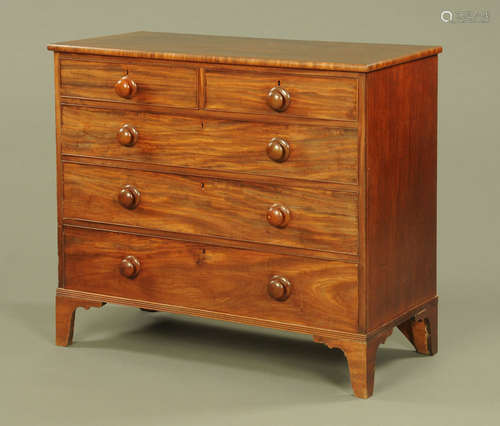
[[48, 32, 441, 398]]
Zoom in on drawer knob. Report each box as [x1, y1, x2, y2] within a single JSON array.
[[115, 75, 138, 99], [118, 124, 139, 147], [267, 87, 291, 112], [266, 203, 291, 228], [267, 137, 290, 162], [120, 255, 141, 279], [268, 275, 292, 301], [118, 185, 141, 209]]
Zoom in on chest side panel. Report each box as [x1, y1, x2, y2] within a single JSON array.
[[365, 56, 438, 330]]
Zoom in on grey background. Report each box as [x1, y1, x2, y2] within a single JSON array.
[[1, 0, 499, 424]]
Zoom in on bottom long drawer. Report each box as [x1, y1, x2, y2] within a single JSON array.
[[63, 227, 359, 332]]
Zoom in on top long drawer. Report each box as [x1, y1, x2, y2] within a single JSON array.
[[60, 106, 359, 184], [59, 58, 198, 108]]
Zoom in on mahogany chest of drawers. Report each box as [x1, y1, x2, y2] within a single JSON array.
[[48, 32, 441, 398]]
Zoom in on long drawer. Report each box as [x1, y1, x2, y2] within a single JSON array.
[[61, 105, 359, 184], [62, 163, 359, 254], [60, 58, 198, 108], [63, 226, 359, 332]]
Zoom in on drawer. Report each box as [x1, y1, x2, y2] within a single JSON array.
[[63, 163, 359, 254], [205, 70, 358, 121], [63, 227, 359, 332], [60, 58, 198, 108], [61, 105, 359, 184]]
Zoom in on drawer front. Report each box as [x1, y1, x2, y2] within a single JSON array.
[[205, 70, 358, 121], [60, 58, 198, 108], [64, 227, 359, 332], [63, 163, 359, 254], [61, 106, 359, 184]]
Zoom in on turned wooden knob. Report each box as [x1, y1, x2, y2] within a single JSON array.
[[267, 87, 291, 112], [114, 75, 138, 99], [120, 255, 141, 278], [117, 124, 139, 147], [266, 203, 291, 228], [267, 138, 290, 162], [268, 275, 292, 301], [118, 185, 141, 209]]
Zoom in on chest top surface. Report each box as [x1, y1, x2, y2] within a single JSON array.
[[47, 31, 442, 72]]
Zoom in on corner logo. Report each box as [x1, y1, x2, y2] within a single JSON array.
[[441, 9, 490, 23], [440, 10, 453, 23]]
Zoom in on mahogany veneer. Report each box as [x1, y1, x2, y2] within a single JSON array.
[[48, 31, 442, 398]]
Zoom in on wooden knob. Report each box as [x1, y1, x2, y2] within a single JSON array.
[[114, 75, 138, 99], [120, 255, 141, 278], [267, 87, 291, 112], [266, 203, 290, 228], [268, 275, 292, 301], [118, 185, 141, 209], [267, 138, 290, 162], [117, 124, 139, 147]]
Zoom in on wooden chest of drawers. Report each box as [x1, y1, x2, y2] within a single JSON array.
[[48, 32, 441, 398]]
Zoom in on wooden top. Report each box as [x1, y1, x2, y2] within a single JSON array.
[[47, 31, 442, 72]]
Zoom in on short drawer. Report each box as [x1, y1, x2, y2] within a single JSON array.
[[63, 227, 359, 332], [205, 70, 358, 121], [59, 58, 198, 108], [63, 163, 359, 254], [61, 105, 359, 184]]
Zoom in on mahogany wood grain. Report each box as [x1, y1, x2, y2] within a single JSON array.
[[55, 294, 105, 346], [63, 227, 359, 332], [56, 288, 436, 344], [62, 221, 359, 262], [62, 162, 359, 254], [365, 56, 438, 330], [48, 34, 441, 399], [62, 154, 359, 193], [205, 70, 358, 121], [397, 302, 437, 355], [48, 31, 442, 72], [53, 53, 64, 287], [60, 58, 198, 108], [61, 105, 359, 184], [357, 74, 367, 332], [314, 326, 393, 398], [60, 97, 359, 128]]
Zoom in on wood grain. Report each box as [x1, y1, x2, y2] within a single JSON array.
[[63, 226, 359, 332], [365, 56, 438, 330], [47, 31, 442, 72], [60, 97, 359, 128], [314, 326, 393, 398], [56, 285, 436, 343], [55, 294, 105, 346], [61, 154, 359, 193], [62, 221, 359, 262], [357, 74, 367, 332], [60, 58, 198, 108], [53, 53, 65, 287], [62, 162, 359, 254], [205, 70, 358, 121], [61, 105, 359, 184], [397, 302, 437, 355], [48, 35, 441, 398]]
